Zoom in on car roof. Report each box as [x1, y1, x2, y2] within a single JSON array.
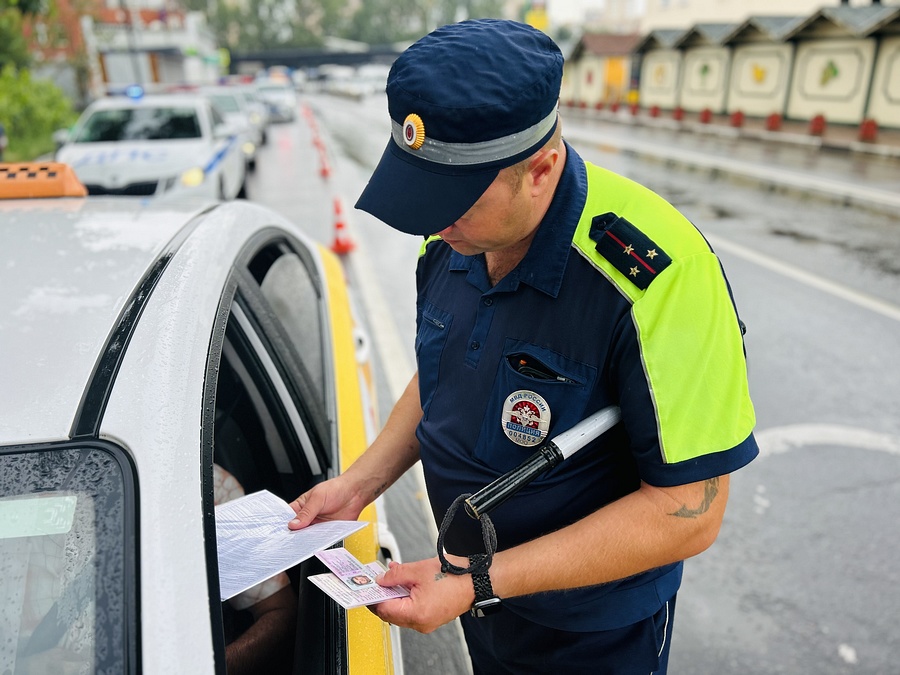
[[198, 85, 242, 96], [0, 196, 215, 445], [85, 94, 210, 111], [256, 80, 293, 88]]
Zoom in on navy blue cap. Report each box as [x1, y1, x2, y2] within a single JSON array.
[[355, 19, 563, 236]]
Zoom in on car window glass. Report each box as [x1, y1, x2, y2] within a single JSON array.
[[0, 444, 134, 675], [74, 107, 201, 141], [256, 251, 326, 404], [208, 94, 241, 114], [209, 104, 225, 128], [214, 304, 321, 501]]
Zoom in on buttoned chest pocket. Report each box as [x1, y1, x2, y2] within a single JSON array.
[[473, 340, 598, 474], [415, 301, 453, 419]]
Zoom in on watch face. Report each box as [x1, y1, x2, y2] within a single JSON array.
[[471, 597, 502, 618]]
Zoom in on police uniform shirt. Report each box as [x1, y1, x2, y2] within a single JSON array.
[[414, 142, 758, 632]]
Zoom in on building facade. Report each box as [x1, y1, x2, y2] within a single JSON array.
[[25, 0, 221, 105], [641, 0, 900, 31], [630, 5, 900, 128]]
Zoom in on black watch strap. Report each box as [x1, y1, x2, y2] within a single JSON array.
[[469, 554, 501, 618]]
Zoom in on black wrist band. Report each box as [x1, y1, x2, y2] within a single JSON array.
[[469, 554, 501, 618]]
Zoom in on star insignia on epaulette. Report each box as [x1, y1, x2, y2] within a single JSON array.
[[589, 213, 673, 291]]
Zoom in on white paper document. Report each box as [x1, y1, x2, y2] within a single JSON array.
[[215, 489, 367, 600]]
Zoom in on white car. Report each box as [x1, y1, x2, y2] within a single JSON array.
[[198, 85, 265, 170], [56, 92, 249, 200], [0, 164, 403, 675], [256, 79, 299, 123], [235, 85, 271, 145]]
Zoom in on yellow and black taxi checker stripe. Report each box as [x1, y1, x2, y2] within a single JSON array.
[[589, 213, 671, 291]]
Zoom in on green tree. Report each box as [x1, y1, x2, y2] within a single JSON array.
[[0, 0, 48, 68], [432, 0, 506, 28], [208, 0, 327, 51], [0, 8, 31, 69], [201, 0, 508, 52], [0, 64, 77, 161], [343, 0, 426, 45], [1, 0, 45, 12], [312, 0, 347, 38]]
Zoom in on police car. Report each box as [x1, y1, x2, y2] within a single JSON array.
[[198, 85, 266, 169], [234, 85, 271, 146], [55, 89, 249, 200], [0, 164, 402, 674], [256, 79, 299, 123]]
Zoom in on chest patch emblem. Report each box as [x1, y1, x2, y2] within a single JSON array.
[[501, 390, 551, 447]]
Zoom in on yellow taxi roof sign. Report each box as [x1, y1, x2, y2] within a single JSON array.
[[0, 162, 88, 199]]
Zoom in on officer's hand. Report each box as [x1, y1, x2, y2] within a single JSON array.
[[369, 556, 475, 634], [287, 475, 366, 530]]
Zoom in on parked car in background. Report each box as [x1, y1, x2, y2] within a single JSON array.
[[0, 163, 403, 675], [55, 90, 248, 200], [235, 85, 270, 145], [198, 85, 265, 170], [256, 79, 299, 123]]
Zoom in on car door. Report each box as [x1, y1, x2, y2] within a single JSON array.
[[201, 232, 395, 675], [208, 103, 246, 200]]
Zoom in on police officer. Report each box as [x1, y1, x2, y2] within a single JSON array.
[[289, 19, 758, 674]]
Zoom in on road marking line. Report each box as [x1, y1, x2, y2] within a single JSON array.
[[705, 233, 900, 323], [756, 424, 900, 458]]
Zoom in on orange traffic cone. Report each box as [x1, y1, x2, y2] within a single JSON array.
[[330, 198, 355, 255], [319, 147, 332, 179]]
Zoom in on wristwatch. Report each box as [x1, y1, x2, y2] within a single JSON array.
[[468, 554, 501, 618]]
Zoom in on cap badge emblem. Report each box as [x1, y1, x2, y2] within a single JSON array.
[[403, 113, 425, 150], [501, 390, 551, 447]]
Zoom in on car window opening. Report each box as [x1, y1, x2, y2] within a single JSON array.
[[207, 238, 351, 674], [212, 323, 327, 674], [215, 323, 318, 501]]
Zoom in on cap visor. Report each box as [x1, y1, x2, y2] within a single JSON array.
[[356, 141, 498, 236]]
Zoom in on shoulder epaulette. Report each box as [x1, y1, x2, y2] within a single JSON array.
[[589, 212, 672, 290]]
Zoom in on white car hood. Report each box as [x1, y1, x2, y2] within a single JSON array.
[[58, 139, 211, 187]]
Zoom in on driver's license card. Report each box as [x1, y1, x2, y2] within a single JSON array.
[[310, 547, 410, 609]]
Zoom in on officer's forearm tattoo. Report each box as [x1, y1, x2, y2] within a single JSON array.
[[669, 477, 719, 519]]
